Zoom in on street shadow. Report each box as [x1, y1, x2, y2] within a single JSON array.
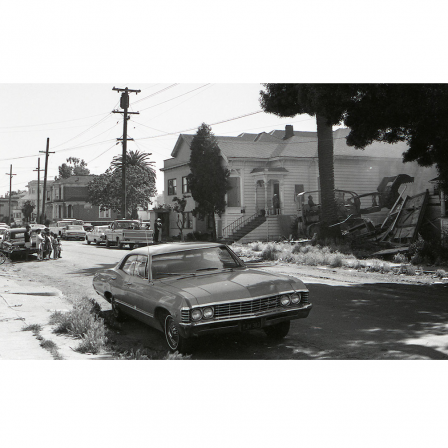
[[190, 282, 448, 360], [66, 263, 118, 277]]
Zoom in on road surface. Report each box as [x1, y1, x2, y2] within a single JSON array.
[[12, 240, 448, 359]]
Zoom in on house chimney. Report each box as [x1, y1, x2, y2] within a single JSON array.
[[283, 125, 294, 140]]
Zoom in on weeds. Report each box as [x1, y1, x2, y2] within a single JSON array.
[[49, 296, 107, 354], [435, 269, 447, 278], [116, 347, 191, 360], [22, 323, 42, 333], [22, 323, 63, 359]]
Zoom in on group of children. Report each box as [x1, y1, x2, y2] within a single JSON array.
[[35, 228, 62, 261]]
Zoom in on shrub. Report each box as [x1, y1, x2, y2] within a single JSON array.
[[393, 253, 408, 263], [328, 253, 344, 268], [261, 243, 280, 261], [435, 269, 447, 279], [398, 264, 416, 275], [250, 241, 262, 252], [50, 296, 108, 354]]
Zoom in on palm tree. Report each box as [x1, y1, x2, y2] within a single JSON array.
[[111, 150, 155, 175]]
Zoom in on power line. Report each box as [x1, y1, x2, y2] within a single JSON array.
[[134, 110, 264, 141], [132, 83, 179, 105], [138, 84, 211, 112]]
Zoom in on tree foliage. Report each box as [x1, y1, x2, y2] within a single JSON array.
[[21, 200, 35, 222], [260, 84, 448, 237], [187, 123, 230, 241], [88, 161, 156, 219], [58, 157, 90, 179], [111, 150, 155, 175]]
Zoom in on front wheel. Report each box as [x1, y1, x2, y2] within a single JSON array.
[[105, 238, 110, 248], [164, 314, 193, 354], [87, 240, 91, 245], [264, 320, 290, 340]]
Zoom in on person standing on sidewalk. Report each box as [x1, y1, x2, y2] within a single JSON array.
[[155, 218, 163, 243], [24, 225, 32, 261], [36, 229, 44, 261]]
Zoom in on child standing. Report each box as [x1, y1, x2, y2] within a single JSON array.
[[36, 229, 44, 261]]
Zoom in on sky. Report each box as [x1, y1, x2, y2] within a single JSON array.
[[0, 83, 319, 197]]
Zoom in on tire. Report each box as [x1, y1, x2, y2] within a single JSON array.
[[87, 240, 91, 245], [95, 239, 100, 246], [118, 242, 124, 249], [105, 238, 110, 248], [111, 296, 125, 321], [264, 320, 290, 340], [164, 314, 193, 354], [128, 244, 134, 250]]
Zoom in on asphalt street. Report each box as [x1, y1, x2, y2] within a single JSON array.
[[4, 240, 448, 360]]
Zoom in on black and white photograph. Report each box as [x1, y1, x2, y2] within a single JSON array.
[[1, 2, 447, 448]]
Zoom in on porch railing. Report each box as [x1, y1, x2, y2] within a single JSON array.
[[222, 212, 260, 239]]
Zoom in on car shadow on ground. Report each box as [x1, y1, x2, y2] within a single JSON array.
[[93, 281, 448, 360]]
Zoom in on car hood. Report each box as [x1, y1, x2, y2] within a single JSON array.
[[158, 269, 306, 305]]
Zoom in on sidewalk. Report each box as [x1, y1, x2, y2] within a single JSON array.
[[0, 268, 110, 360]]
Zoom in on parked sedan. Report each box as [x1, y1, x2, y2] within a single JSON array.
[[61, 225, 87, 241], [86, 225, 109, 245], [93, 242, 312, 353]]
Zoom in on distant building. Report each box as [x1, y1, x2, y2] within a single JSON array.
[[18, 179, 54, 223], [46, 175, 118, 224]]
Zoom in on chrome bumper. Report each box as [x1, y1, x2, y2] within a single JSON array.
[[178, 303, 312, 338]]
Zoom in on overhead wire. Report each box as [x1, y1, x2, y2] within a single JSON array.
[[132, 84, 179, 105]]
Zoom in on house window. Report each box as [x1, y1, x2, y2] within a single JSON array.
[[182, 176, 190, 194], [182, 212, 193, 229], [99, 208, 111, 219], [168, 179, 177, 196], [227, 177, 241, 207], [67, 205, 73, 218], [46, 191, 51, 201]]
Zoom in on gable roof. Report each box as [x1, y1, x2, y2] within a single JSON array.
[[167, 127, 409, 164]]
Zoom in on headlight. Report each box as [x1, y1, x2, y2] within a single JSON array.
[[202, 307, 214, 319], [280, 294, 291, 306], [191, 309, 203, 321], [290, 293, 301, 304]]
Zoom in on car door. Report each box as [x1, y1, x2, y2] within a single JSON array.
[[122, 255, 156, 324], [112, 254, 140, 313]]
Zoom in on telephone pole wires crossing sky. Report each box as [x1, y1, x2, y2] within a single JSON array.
[[112, 86, 141, 219], [39, 138, 54, 224], [5, 165, 16, 225]]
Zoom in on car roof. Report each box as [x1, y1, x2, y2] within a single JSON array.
[[129, 242, 226, 257]]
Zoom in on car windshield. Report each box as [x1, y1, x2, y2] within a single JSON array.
[[151, 246, 242, 279], [66, 225, 84, 230]]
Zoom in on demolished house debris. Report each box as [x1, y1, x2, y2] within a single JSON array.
[[296, 174, 445, 253]]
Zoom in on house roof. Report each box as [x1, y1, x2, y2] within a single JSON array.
[[168, 126, 409, 164]]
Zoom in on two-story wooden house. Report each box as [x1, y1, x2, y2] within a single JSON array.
[[162, 126, 438, 242]]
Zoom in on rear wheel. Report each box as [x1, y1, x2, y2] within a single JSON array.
[[87, 239, 91, 245], [95, 239, 100, 246], [128, 244, 135, 250], [163, 314, 193, 354], [118, 241, 124, 249], [264, 320, 290, 340], [105, 238, 110, 248]]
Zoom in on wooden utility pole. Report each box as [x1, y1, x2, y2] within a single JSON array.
[[112, 87, 140, 219], [33, 158, 44, 223], [5, 165, 16, 225], [39, 138, 54, 224]]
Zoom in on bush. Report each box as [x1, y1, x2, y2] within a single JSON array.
[[50, 297, 107, 354], [261, 243, 280, 261], [393, 253, 408, 263], [435, 269, 447, 279], [398, 264, 416, 276]]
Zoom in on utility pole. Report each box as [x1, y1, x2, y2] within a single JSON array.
[[112, 86, 140, 219], [39, 138, 54, 224], [5, 165, 16, 226], [33, 158, 44, 223]]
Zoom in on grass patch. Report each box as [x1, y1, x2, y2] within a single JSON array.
[[22, 323, 42, 333], [49, 297, 107, 354]]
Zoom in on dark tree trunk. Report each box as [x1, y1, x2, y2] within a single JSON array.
[[316, 114, 341, 239]]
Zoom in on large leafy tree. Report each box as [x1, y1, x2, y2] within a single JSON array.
[[88, 162, 156, 219], [188, 123, 230, 241], [58, 157, 90, 179], [342, 84, 448, 194], [260, 84, 358, 238]]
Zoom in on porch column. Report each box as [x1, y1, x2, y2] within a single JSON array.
[[264, 181, 268, 215]]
